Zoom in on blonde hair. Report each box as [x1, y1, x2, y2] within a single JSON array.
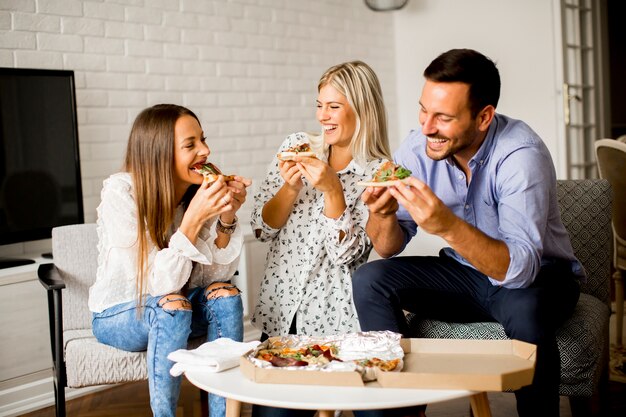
[[313, 61, 391, 165], [123, 104, 200, 304]]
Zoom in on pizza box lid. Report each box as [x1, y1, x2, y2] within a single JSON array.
[[239, 352, 365, 386], [376, 338, 536, 391]]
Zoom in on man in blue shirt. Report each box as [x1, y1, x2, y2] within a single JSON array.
[[353, 49, 583, 417]]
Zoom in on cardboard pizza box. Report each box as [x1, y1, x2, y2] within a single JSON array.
[[239, 338, 536, 391], [377, 338, 536, 391]]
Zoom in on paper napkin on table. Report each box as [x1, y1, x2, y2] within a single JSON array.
[[168, 337, 261, 377]]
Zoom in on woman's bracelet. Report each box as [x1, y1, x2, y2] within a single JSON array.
[[216, 216, 238, 234]]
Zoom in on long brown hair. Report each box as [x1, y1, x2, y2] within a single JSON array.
[[123, 104, 201, 303]]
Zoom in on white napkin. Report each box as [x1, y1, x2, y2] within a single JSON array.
[[168, 337, 261, 377]]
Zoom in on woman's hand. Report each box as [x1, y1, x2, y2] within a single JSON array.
[[295, 156, 346, 219], [294, 156, 342, 194], [279, 159, 304, 192], [220, 176, 252, 224], [180, 177, 232, 244]]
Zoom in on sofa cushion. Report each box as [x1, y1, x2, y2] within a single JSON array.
[[64, 329, 205, 388]]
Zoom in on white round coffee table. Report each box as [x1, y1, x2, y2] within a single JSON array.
[[184, 367, 492, 417]]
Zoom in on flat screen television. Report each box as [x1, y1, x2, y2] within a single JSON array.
[[0, 67, 84, 269]]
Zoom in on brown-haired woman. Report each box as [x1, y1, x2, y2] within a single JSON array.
[[88, 104, 250, 417]]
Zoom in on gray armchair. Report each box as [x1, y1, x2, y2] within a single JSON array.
[[38, 223, 205, 417], [407, 179, 612, 416]]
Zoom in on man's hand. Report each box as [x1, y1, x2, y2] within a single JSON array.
[[361, 186, 399, 217], [387, 177, 457, 238], [389, 177, 510, 279]]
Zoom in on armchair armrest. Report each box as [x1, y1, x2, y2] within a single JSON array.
[[38, 262, 66, 291], [37, 262, 67, 398]]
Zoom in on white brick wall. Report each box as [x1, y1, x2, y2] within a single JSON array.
[[0, 0, 398, 255]]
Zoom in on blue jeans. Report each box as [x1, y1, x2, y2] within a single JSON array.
[[92, 284, 243, 417], [352, 251, 580, 417]]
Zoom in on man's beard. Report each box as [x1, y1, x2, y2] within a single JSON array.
[[425, 135, 452, 161], [425, 127, 481, 162]]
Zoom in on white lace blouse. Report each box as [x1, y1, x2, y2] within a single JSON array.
[[250, 132, 386, 337], [88, 172, 243, 313]]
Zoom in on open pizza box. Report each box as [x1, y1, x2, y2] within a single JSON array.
[[377, 338, 536, 391], [239, 337, 536, 391]]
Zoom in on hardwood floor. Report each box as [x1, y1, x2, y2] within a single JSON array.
[[16, 378, 626, 417], [18, 378, 213, 417]]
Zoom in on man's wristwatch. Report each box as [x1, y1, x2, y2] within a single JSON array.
[[216, 216, 237, 235]]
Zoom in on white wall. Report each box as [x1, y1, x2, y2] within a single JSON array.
[[391, 0, 565, 255], [392, 0, 564, 159], [0, 0, 399, 257]]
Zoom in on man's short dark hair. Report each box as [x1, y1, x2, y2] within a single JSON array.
[[423, 49, 500, 118]]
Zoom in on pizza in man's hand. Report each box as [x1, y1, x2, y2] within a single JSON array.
[[358, 161, 412, 187], [277, 142, 316, 161]]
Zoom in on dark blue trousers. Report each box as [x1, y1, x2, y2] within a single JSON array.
[[352, 250, 580, 417]]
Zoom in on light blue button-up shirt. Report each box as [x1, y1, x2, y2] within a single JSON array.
[[394, 113, 585, 288]]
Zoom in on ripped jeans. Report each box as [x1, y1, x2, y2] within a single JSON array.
[[92, 282, 243, 417]]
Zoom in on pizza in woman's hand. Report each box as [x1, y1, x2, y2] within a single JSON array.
[[277, 142, 316, 161], [192, 161, 236, 183], [358, 161, 412, 187]]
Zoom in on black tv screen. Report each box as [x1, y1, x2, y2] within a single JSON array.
[[0, 68, 84, 251]]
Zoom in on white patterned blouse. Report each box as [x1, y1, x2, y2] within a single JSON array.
[[250, 132, 386, 337]]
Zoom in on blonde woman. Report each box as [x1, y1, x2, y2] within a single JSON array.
[[251, 61, 391, 339], [88, 104, 250, 417], [250, 61, 394, 417]]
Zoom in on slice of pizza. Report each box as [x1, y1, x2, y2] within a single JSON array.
[[192, 162, 236, 183], [353, 356, 402, 381], [358, 161, 412, 187], [277, 142, 316, 161], [354, 357, 401, 372], [255, 343, 340, 368]]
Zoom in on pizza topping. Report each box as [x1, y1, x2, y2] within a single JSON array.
[[373, 161, 412, 182], [285, 142, 311, 153], [192, 161, 222, 176], [354, 357, 400, 372], [192, 162, 235, 182], [256, 343, 341, 367], [246, 331, 404, 381], [269, 356, 309, 367], [276, 142, 316, 160]]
